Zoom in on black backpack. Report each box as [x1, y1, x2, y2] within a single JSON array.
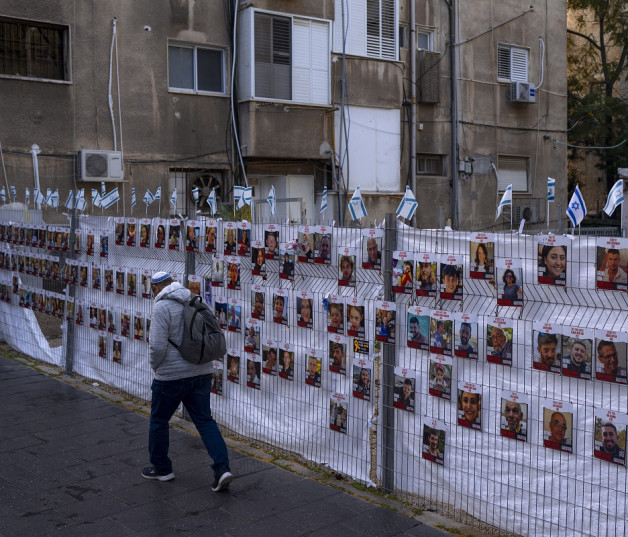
[[167, 295, 226, 364]]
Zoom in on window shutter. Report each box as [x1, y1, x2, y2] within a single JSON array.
[[417, 50, 440, 103], [293, 19, 330, 105], [510, 47, 528, 82], [333, 0, 367, 56], [366, 0, 397, 60], [497, 156, 528, 192], [254, 12, 291, 100], [497, 45, 510, 79]]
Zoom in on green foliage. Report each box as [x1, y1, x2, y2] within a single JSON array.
[[567, 0, 628, 188]]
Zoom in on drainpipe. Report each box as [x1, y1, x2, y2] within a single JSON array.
[[410, 1, 417, 227], [441, 0, 457, 229]]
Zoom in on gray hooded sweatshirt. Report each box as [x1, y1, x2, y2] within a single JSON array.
[[149, 281, 215, 380]]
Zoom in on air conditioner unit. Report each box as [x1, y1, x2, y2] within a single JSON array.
[[509, 81, 536, 103], [79, 150, 124, 182], [514, 200, 540, 223]]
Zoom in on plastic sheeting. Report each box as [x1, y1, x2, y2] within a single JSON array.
[[2, 208, 628, 536]]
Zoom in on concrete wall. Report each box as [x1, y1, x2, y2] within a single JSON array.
[[402, 0, 568, 230], [0, 0, 233, 217]]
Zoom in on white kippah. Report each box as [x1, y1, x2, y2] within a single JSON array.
[[152, 271, 170, 284]]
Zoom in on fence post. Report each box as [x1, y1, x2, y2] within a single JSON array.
[[64, 207, 78, 375], [381, 212, 396, 492]]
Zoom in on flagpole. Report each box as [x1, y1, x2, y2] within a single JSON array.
[[546, 198, 549, 229]]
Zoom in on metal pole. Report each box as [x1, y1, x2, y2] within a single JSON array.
[[330, 153, 343, 226], [64, 206, 78, 375], [410, 1, 417, 228], [444, 0, 458, 229], [381, 212, 396, 492]]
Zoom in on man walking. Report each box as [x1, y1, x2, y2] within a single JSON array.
[[143, 271, 233, 491]]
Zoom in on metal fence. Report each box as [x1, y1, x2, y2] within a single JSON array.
[[1, 205, 628, 537]]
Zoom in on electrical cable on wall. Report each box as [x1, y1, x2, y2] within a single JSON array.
[[230, 1, 248, 187]]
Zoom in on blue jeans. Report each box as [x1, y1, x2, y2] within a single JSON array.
[[149, 374, 229, 477]]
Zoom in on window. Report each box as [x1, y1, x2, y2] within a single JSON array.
[[238, 9, 330, 105], [0, 17, 69, 81], [497, 44, 528, 82], [366, 0, 397, 59], [333, 0, 398, 61], [417, 29, 434, 51], [497, 155, 528, 192], [168, 44, 225, 94], [416, 154, 444, 176], [254, 12, 292, 100]]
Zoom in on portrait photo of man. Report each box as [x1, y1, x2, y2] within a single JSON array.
[[596, 339, 628, 383], [500, 397, 527, 441], [407, 314, 428, 347], [486, 324, 513, 365], [455, 321, 477, 359], [393, 376, 415, 413], [596, 247, 628, 289], [533, 331, 561, 373], [594, 417, 626, 466], [362, 236, 382, 270], [421, 425, 445, 465], [561, 337, 592, 379], [543, 407, 573, 453]]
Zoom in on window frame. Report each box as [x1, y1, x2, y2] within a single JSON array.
[[497, 43, 529, 83], [167, 41, 227, 96], [0, 16, 71, 83], [416, 28, 434, 52], [246, 8, 331, 105], [416, 153, 445, 176]]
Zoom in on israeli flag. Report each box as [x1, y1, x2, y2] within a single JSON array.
[[131, 187, 137, 208], [45, 188, 53, 207], [64, 190, 75, 209], [143, 188, 154, 207], [603, 179, 624, 217], [207, 188, 217, 215], [396, 186, 418, 220], [267, 185, 277, 216], [34, 188, 46, 205], [495, 184, 512, 220], [101, 187, 120, 209], [25, 188, 30, 204], [101, 181, 106, 196], [50, 189, 59, 209], [237, 186, 252, 209], [566, 185, 587, 227], [92, 188, 102, 208], [9, 185, 16, 199], [547, 177, 555, 202], [348, 185, 367, 221], [320, 187, 328, 214], [192, 186, 200, 203], [0, 187, 5, 203], [154, 186, 161, 200], [170, 188, 177, 208], [233, 185, 245, 208], [75, 189, 87, 212]]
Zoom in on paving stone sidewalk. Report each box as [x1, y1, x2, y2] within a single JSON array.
[[0, 353, 460, 536]]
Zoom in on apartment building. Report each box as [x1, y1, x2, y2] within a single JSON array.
[[0, 0, 567, 229]]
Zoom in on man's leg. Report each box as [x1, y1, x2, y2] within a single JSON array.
[[148, 378, 183, 476], [183, 375, 232, 488]]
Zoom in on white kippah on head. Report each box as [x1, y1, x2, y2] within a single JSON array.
[[152, 271, 170, 284]]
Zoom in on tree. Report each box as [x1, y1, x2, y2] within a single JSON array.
[[567, 0, 628, 197]]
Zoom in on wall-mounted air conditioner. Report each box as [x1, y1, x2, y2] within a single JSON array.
[[514, 199, 540, 223], [79, 150, 124, 181], [509, 81, 536, 103]]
